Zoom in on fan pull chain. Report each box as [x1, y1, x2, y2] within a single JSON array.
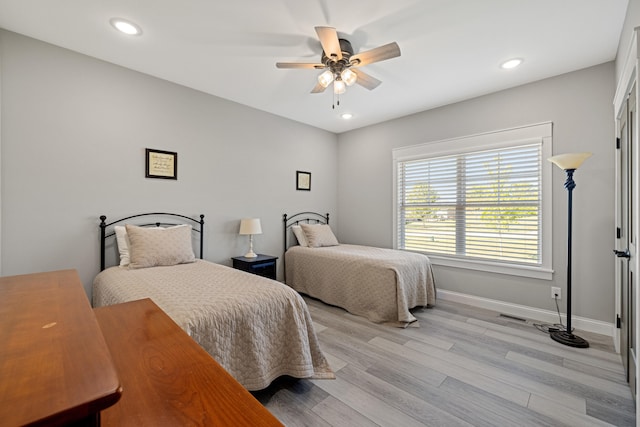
[[332, 92, 341, 110]]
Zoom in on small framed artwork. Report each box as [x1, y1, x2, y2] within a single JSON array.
[[146, 148, 177, 180], [296, 170, 311, 191]]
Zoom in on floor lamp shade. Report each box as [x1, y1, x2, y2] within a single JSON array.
[[548, 152, 592, 170], [547, 152, 592, 348], [239, 218, 262, 258]]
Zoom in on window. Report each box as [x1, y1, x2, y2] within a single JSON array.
[[393, 123, 553, 279]]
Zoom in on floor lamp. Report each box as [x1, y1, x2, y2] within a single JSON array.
[[548, 152, 592, 348]]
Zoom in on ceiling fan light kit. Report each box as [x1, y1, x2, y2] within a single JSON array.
[[341, 69, 357, 86], [276, 26, 401, 108], [318, 70, 334, 88]]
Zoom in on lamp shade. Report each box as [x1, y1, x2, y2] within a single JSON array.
[[341, 68, 357, 86], [317, 70, 334, 88], [333, 79, 346, 94], [548, 152, 592, 170], [239, 218, 262, 235]]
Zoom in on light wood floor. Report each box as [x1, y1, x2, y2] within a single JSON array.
[[252, 297, 636, 426]]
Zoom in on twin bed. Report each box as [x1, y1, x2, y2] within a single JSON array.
[[283, 212, 436, 328], [93, 213, 333, 391], [93, 211, 436, 390]]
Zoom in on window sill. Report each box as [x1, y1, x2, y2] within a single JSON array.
[[423, 254, 553, 280]]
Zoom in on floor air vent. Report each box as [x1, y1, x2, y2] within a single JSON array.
[[499, 313, 527, 322]]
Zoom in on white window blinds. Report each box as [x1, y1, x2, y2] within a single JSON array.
[[397, 143, 542, 265]]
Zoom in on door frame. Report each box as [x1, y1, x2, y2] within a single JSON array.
[[614, 29, 640, 415]]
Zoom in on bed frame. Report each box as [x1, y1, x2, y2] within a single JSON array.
[[99, 212, 205, 271], [282, 212, 329, 281]]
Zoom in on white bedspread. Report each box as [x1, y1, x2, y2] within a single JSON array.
[[285, 244, 436, 327], [93, 260, 334, 390]]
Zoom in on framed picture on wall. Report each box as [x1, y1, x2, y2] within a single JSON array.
[[296, 170, 311, 191], [146, 148, 177, 180]]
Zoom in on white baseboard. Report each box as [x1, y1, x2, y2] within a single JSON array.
[[437, 289, 615, 337]]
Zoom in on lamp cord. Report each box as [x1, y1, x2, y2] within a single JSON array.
[[533, 295, 573, 334]]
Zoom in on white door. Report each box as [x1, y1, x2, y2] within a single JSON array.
[[616, 84, 637, 400]]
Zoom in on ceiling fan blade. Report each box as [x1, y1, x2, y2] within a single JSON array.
[[315, 26, 342, 61], [350, 42, 401, 67], [311, 82, 328, 93], [276, 62, 325, 69], [353, 69, 382, 90]]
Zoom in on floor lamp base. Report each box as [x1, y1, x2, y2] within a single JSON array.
[[550, 330, 589, 348]]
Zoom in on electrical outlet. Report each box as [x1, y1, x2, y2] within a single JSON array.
[[551, 286, 561, 299]]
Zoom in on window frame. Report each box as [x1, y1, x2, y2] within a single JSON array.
[[392, 122, 554, 280]]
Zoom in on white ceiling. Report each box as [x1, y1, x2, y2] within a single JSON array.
[[0, 0, 629, 133]]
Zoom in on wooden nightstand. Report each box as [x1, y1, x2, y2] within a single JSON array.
[[232, 254, 278, 280]]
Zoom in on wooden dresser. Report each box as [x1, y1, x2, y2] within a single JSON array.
[[0, 269, 282, 426], [94, 298, 283, 426], [0, 270, 122, 426]]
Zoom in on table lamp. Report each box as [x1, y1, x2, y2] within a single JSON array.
[[239, 218, 262, 258]]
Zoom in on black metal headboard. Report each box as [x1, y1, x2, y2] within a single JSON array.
[[282, 212, 329, 281], [99, 212, 205, 271]]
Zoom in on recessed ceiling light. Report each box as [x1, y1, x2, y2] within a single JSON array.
[[501, 58, 523, 69], [110, 18, 142, 36], [341, 113, 353, 120]]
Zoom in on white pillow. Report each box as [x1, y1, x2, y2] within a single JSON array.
[[291, 225, 309, 247], [125, 224, 196, 269], [114, 225, 131, 267], [300, 223, 339, 248]]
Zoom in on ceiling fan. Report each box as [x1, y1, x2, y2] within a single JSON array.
[[276, 26, 401, 97]]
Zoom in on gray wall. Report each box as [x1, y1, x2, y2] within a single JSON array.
[[336, 62, 615, 323], [0, 30, 338, 295], [0, 28, 619, 324]]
